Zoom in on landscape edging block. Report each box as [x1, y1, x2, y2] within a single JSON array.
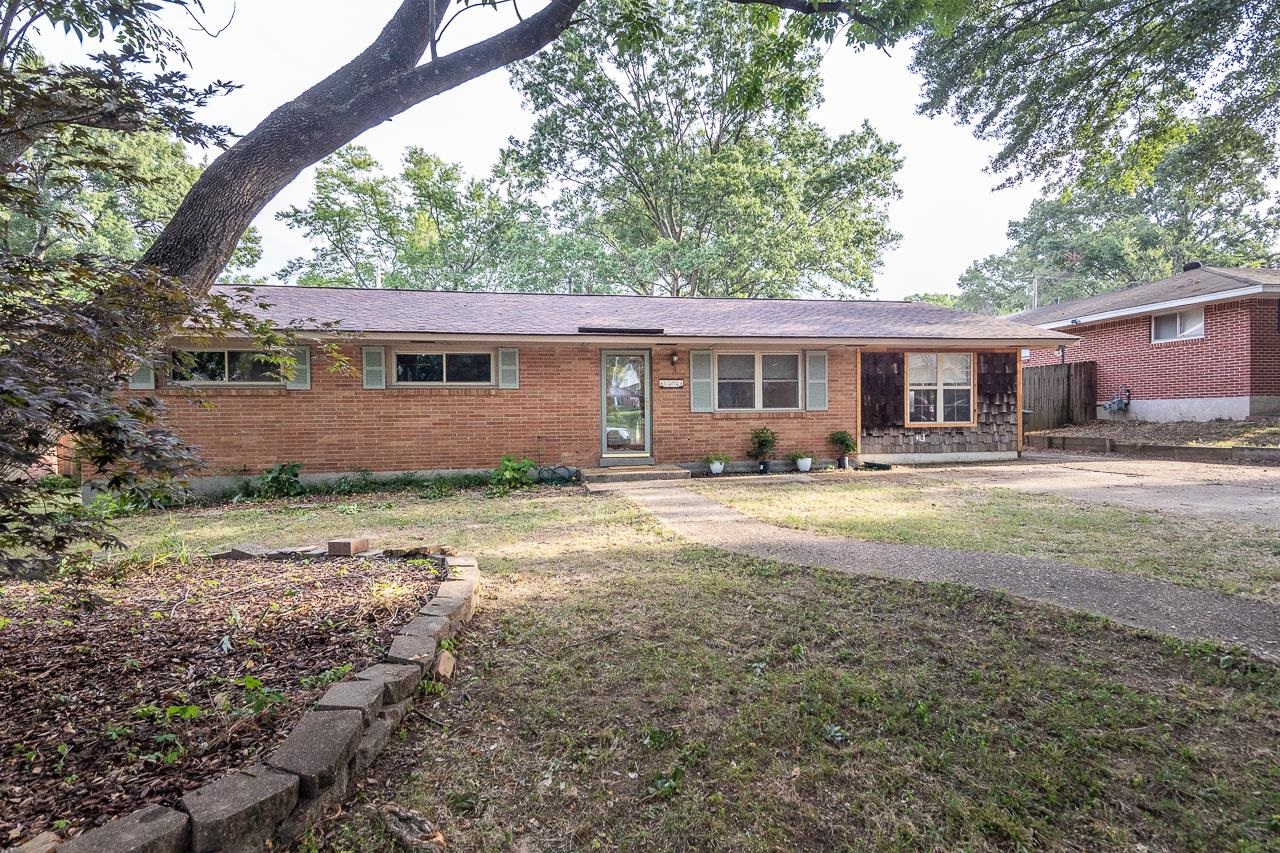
[[58, 804, 189, 853], [44, 552, 480, 853]]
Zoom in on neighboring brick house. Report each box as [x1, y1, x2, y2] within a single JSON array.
[[124, 286, 1073, 487], [1012, 265, 1280, 421]]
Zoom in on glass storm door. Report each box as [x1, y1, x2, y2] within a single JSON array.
[[601, 351, 651, 457]]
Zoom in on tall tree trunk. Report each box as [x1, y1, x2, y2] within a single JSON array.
[[141, 0, 583, 290]]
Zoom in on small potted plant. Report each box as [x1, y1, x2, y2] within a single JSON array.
[[829, 430, 857, 469], [747, 427, 778, 474], [788, 450, 814, 473], [704, 452, 729, 475]]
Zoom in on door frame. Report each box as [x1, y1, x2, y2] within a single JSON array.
[[599, 349, 653, 461]]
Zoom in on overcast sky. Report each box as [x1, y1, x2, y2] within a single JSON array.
[[44, 1, 1045, 300]]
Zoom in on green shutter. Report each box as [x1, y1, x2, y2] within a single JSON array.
[[805, 351, 828, 411], [362, 346, 386, 389], [497, 348, 519, 389], [128, 361, 155, 390], [690, 350, 713, 412], [286, 346, 311, 390]]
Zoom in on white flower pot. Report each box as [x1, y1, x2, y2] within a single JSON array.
[[795, 458, 812, 472], [709, 461, 725, 475]]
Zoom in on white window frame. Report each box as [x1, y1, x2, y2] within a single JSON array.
[[169, 348, 284, 386], [1151, 307, 1205, 343], [905, 351, 976, 427], [391, 349, 497, 386], [713, 351, 803, 412]]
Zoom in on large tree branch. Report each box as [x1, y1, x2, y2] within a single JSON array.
[[142, 0, 582, 289]]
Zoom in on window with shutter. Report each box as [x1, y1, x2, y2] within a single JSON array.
[[690, 351, 713, 412], [498, 348, 520, 389], [362, 346, 386, 389], [805, 351, 828, 410]]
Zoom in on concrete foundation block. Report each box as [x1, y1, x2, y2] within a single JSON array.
[[353, 663, 422, 704], [314, 679, 385, 724], [386, 635, 437, 670], [267, 709, 363, 799], [180, 766, 298, 853], [60, 805, 188, 853]]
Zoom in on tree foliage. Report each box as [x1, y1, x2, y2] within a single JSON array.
[[503, 0, 903, 298], [276, 145, 589, 292], [954, 124, 1280, 315], [911, 0, 1280, 187]]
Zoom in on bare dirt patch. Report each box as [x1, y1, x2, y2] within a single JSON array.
[[0, 555, 443, 842], [1033, 417, 1280, 447]]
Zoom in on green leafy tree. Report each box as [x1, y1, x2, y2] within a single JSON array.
[[903, 292, 959, 307], [277, 145, 588, 292], [911, 0, 1280, 187], [503, 0, 903, 298], [955, 125, 1280, 315]]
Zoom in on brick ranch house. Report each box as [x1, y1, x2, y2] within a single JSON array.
[[123, 286, 1074, 486], [1012, 265, 1280, 421]]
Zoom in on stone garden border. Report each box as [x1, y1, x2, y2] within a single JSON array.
[[18, 554, 481, 853], [1025, 433, 1280, 464]]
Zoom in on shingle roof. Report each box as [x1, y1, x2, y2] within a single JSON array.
[[1008, 266, 1280, 328], [210, 285, 1076, 346]]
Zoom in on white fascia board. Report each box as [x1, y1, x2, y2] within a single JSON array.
[[1035, 285, 1280, 330]]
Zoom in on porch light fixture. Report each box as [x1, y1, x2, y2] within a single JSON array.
[[670, 352, 680, 366]]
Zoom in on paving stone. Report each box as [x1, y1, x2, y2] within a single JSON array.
[[379, 697, 413, 728], [398, 615, 453, 641], [327, 537, 369, 557], [431, 650, 456, 682], [13, 831, 61, 853], [61, 804, 188, 853], [314, 678, 384, 723], [418, 598, 464, 622], [386, 634, 437, 670], [267, 709, 363, 798], [354, 663, 421, 704], [354, 718, 392, 774], [224, 543, 269, 559], [180, 765, 297, 853]]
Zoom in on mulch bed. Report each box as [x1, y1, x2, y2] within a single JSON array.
[[0, 554, 444, 843]]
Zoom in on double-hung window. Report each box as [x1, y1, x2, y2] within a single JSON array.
[[1151, 307, 1204, 342], [394, 352, 493, 385], [715, 353, 801, 410], [906, 352, 974, 426], [171, 350, 279, 384]]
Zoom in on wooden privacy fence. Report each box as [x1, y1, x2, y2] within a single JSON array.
[[1022, 361, 1097, 431]]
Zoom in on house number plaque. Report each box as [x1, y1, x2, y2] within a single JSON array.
[[658, 379, 685, 389]]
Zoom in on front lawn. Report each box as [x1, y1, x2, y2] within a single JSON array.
[[106, 488, 1280, 851], [691, 477, 1280, 604]]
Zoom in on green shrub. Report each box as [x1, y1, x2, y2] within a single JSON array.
[[829, 430, 857, 454], [747, 427, 777, 461], [489, 456, 538, 495], [245, 463, 305, 499], [703, 452, 730, 464], [787, 450, 813, 462]]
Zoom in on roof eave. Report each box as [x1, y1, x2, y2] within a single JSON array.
[[1032, 283, 1280, 330]]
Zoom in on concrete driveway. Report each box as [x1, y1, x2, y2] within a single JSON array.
[[910, 450, 1280, 526]]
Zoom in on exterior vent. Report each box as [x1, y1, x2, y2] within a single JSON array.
[[1183, 261, 1203, 271], [577, 326, 665, 335]]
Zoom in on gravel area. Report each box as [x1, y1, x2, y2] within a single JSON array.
[[622, 485, 1280, 661]]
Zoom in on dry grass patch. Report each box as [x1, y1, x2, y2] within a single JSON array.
[[251, 493, 1280, 852], [1034, 418, 1280, 448], [691, 477, 1280, 603]]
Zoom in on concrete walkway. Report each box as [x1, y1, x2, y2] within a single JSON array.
[[620, 484, 1280, 661]]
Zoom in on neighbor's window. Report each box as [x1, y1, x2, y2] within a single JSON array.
[[906, 352, 974, 425], [1152, 307, 1205, 342], [171, 350, 279, 383], [716, 353, 800, 410], [394, 352, 493, 384]]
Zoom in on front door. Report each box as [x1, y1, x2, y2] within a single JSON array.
[[601, 350, 651, 459]]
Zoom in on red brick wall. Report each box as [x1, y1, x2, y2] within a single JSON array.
[[1024, 300, 1257, 402], [1248, 299, 1280, 396], [132, 341, 862, 476]]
